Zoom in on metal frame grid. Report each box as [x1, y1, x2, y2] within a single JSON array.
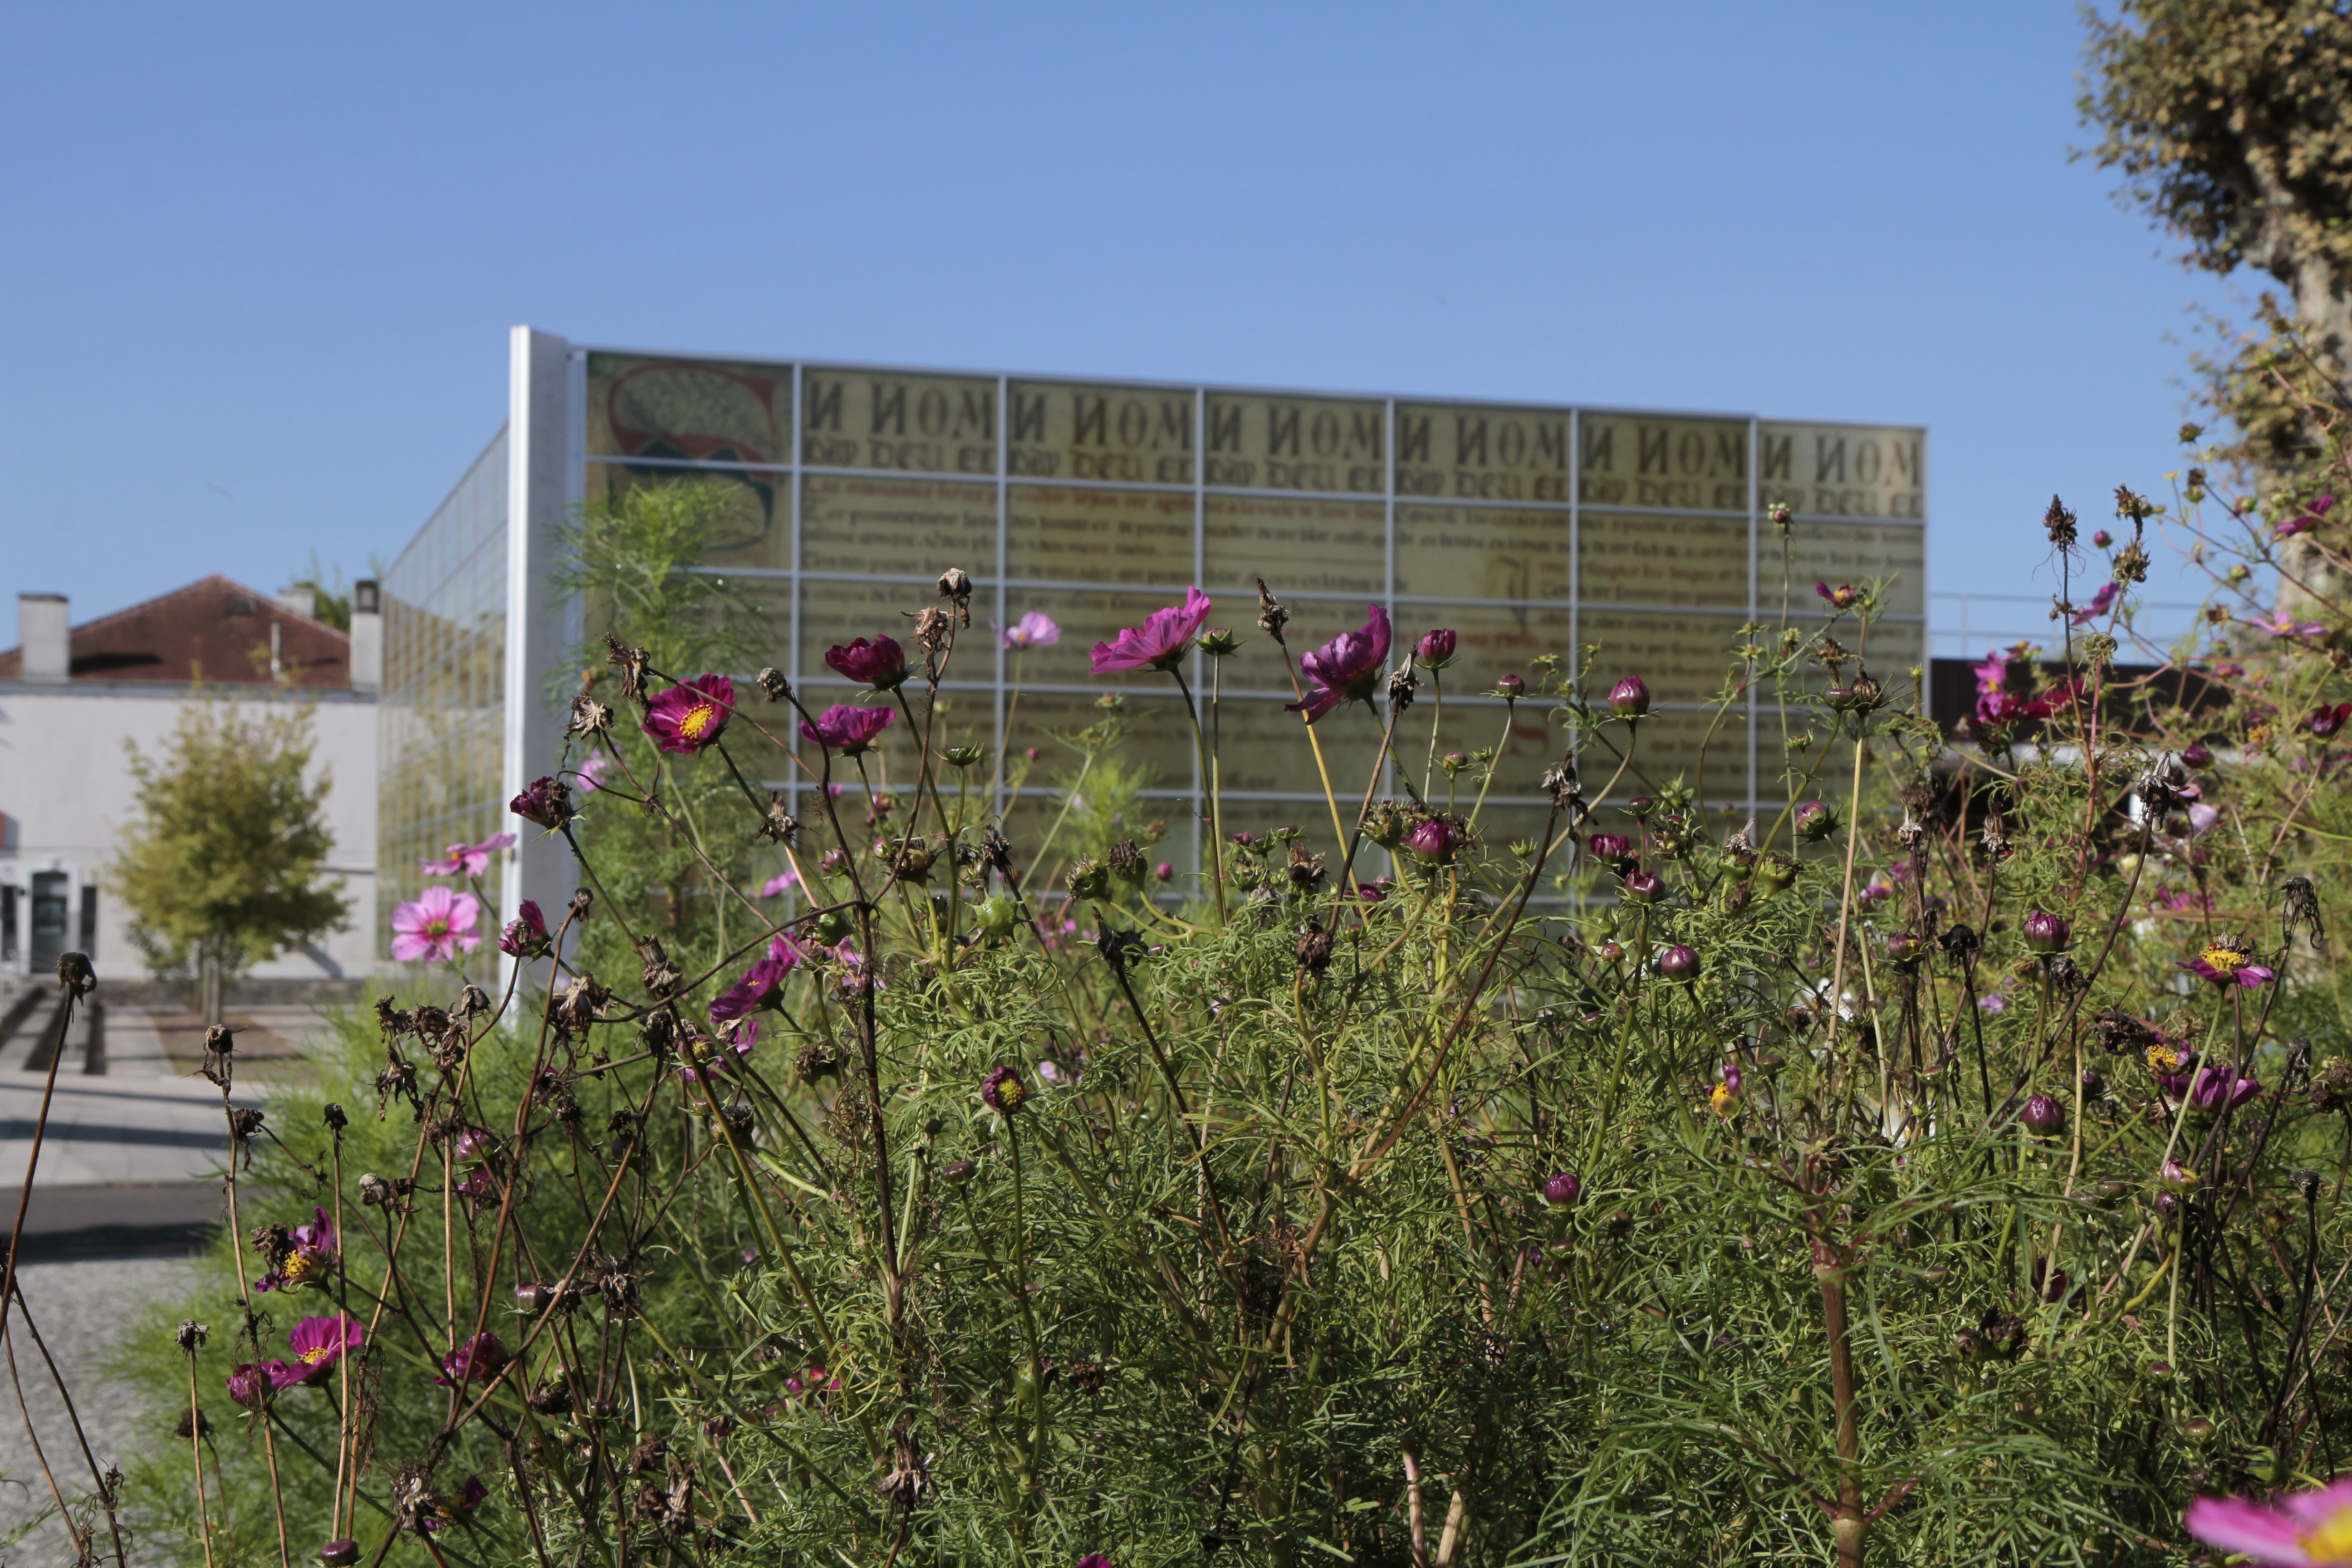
[[549, 338, 1929, 886]]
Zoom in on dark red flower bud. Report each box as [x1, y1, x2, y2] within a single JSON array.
[[1793, 801, 1836, 842], [1607, 676, 1651, 717], [2022, 908, 2071, 953], [1494, 673, 1524, 698], [1542, 1172, 1581, 1206], [1414, 628, 1457, 668], [1655, 943, 1699, 981], [2021, 1095, 2065, 1137], [2181, 743, 2213, 769], [1622, 870, 1664, 903]]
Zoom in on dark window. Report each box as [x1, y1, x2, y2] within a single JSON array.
[[0, 887, 16, 961], [78, 885, 98, 952], [29, 872, 67, 970]]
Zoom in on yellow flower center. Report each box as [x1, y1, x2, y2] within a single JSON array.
[[1708, 1083, 1738, 1116], [2302, 1506, 2352, 1564], [299, 1345, 333, 1366], [677, 701, 718, 741], [281, 1252, 323, 1286], [2202, 944, 2248, 973], [2146, 1045, 2181, 1075]]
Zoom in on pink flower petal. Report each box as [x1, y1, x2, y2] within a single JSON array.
[[2185, 1494, 2316, 1563]]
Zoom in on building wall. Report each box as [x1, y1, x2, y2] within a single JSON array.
[[0, 683, 378, 984]]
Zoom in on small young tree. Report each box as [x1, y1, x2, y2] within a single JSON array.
[[111, 699, 349, 1023]]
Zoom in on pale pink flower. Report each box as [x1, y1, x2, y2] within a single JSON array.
[[998, 612, 1061, 651], [391, 886, 482, 962], [420, 833, 517, 877], [2186, 1474, 2352, 1566]]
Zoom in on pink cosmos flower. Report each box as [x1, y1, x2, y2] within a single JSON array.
[[2275, 494, 2337, 540], [255, 1206, 338, 1294], [825, 636, 909, 691], [575, 750, 610, 793], [2186, 803, 2221, 837], [2308, 702, 2352, 738], [420, 832, 516, 877], [2250, 609, 2328, 637], [1816, 582, 1862, 612], [226, 1362, 273, 1409], [998, 612, 1061, 651], [710, 935, 808, 1029], [2186, 1473, 2352, 1565], [800, 703, 894, 755], [642, 674, 736, 754], [2067, 583, 2118, 626], [2160, 1060, 2262, 1113], [434, 1331, 508, 1387], [391, 887, 481, 963], [421, 1476, 489, 1533], [1090, 587, 1212, 674], [1286, 604, 1392, 723], [2179, 936, 2274, 989], [498, 899, 550, 959], [1415, 627, 1457, 668], [510, 774, 572, 830], [760, 870, 799, 898], [271, 1313, 363, 1389]]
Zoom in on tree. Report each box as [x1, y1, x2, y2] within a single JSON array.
[[111, 699, 349, 1023]]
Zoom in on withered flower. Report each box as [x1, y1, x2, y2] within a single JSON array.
[[1254, 577, 1290, 646], [755, 666, 790, 701], [2044, 495, 2078, 549], [636, 936, 683, 998], [937, 565, 973, 623], [1295, 921, 1334, 976], [568, 692, 613, 737], [1286, 846, 1327, 894]]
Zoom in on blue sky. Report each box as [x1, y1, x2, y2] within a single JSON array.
[[2, 2, 2238, 654]]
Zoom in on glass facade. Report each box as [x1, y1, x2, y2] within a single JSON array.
[[380, 429, 509, 974], [576, 352, 1927, 877]]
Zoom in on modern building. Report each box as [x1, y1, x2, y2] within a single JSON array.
[[0, 576, 382, 986], [386, 328, 1929, 947]]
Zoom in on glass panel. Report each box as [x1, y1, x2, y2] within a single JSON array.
[[1389, 601, 1572, 697], [1577, 611, 1754, 707], [1394, 504, 1570, 601], [1209, 696, 1386, 799], [1759, 421, 1926, 520], [1006, 485, 1194, 586], [1578, 412, 1748, 512], [1579, 511, 1749, 608], [800, 475, 997, 580], [1000, 689, 1196, 792], [1203, 391, 1386, 494], [587, 352, 791, 466], [588, 461, 789, 572], [1576, 709, 1752, 805], [1784, 521, 1927, 616], [1203, 494, 1385, 595], [1394, 402, 1573, 504], [1007, 380, 1195, 485], [800, 366, 998, 475]]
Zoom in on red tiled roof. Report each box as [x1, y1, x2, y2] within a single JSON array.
[[0, 575, 350, 686]]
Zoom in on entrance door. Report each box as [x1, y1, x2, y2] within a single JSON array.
[[28, 872, 68, 972]]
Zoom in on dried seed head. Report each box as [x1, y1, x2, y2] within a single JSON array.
[[1541, 757, 1580, 809], [755, 666, 790, 701], [1254, 577, 1290, 646], [603, 634, 651, 703], [936, 566, 973, 623], [55, 950, 95, 999], [1286, 845, 1327, 894], [636, 937, 683, 998], [1295, 921, 1334, 976], [174, 1319, 208, 1352], [458, 984, 491, 1018], [2043, 495, 2078, 548], [568, 693, 612, 737], [1387, 660, 1418, 712], [204, 1024, 236, 1056], [322, 1102, 348, 1131]]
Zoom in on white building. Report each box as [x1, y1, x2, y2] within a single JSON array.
[[0, 576, 382, 990]]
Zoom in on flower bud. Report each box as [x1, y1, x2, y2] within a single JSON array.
[[1493, 673, 1524, 699], [1541, 1172, 1581, 1207], [1587, 833, 1637, 872], [1753, 853, 1798, 896], [1414, 628, 1457, 669], [940, 1159, 978, 1185], [320, 1543, 361, 1568], [981, 1066, 1028, 1115], [2092, 529, 2113, 549], [1607, 676, 1651, 717], [1885, 930, 1923, 965], [2181, 742, 2213, 769], [2160, 1158, 2199, 1192], [2144, 1359, 2175, 1382], [2022, 908, 2071, 953], [1622, 870, 1665, 903], [2179, 1416, 2216, 1445], [1597, 940, 1624, 963], [1198, 627, 1240, 656], [1793, 801, 1837, 842], [1655, 943, 1700, 981], [1626, 794, 1655, 819], [2020, 1095, 2065, 1137], [1404, 817, 1464, 865]]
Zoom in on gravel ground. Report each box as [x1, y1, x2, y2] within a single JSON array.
[[0, 1253, 195, 1565]]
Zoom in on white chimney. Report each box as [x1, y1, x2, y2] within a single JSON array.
[[17, 594, 68, 682], [349, 578, 382, 692], [276, 586, 318, 620]]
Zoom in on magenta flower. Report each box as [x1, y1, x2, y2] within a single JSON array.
[[1815, 582, 1862, 612], [272, 1313, 363, 1389], [256, 1205, 338, 1293], [2251, 610, 2328, 638], [2182, 742, 2214, 769], [2179, 937, 2274, 989], [1793, 801, 1835, 842], [391, 886, 482, 963], [510, 774, 573, 830], [800, 703, 895, 755], [1607, 675, 1651, 717], [1541, 1172, 1582, 1207], [642, 674, 736, 754], [2067, 583, 2119, 626], [1414, 627, 1458, 669], [2187, 1473, 2352, 1566], [1287, 604, 1393, 723], [498, 899, 550, 959], [982, 1065, 1029, 1115], [710, 935, 808, 1029], [435, 1332, 508, 1387], [999, 612, 1061, 651], [2161, 1061, 2262, 1113], [1404, 817, 1463, 865], [420, 832, 517, 877], [1090, 587, 1212, 674], [575, 750, 609, 793], [2275, 494, 2336, 540], [226, 1362, 273, 1409], [2308, 702, 2352, 739], [1587, 833, 1637, 873], [825, 636, 909, 691], [422, 1476, 490, 1533], [760, 871, 799, 898], [2092, 528, 2114, 548], [1078, 1555, 1116, 1568]]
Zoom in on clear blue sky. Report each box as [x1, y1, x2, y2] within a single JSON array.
[[2, 2, 2238, 654]]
